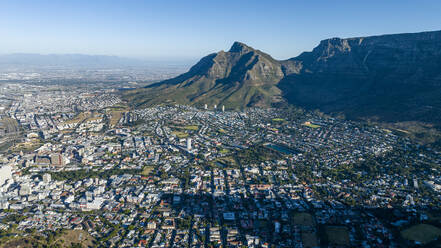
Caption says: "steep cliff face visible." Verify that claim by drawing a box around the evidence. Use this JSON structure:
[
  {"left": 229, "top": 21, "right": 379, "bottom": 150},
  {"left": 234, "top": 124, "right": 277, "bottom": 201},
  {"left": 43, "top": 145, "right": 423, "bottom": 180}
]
[{"left": 279, "top": 31, "right": 441, "bottom": 125}]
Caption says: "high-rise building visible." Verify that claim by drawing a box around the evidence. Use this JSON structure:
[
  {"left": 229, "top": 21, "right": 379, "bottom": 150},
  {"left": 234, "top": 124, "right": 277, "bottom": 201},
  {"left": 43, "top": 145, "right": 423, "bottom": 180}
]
[
  {"left": 413, "top": 178, "right": 419, "bottom": 189},
  {"left": 204, "top": 104, "right": 207, "bottom": 110},
  {"left": 214, "top": 104, "right": 217, "bottom": 110},
  {"left": 222, "top": 105, "right": 225, "bottom": 112},
  {"left": 186, "top": 138, "right": 192, "bottom": 151}
]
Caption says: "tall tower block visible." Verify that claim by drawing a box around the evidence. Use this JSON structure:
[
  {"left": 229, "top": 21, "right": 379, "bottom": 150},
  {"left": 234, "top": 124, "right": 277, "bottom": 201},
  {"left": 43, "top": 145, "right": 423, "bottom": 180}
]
[{"left": 186, "top": 138, "right": 192, "bottom": 151}]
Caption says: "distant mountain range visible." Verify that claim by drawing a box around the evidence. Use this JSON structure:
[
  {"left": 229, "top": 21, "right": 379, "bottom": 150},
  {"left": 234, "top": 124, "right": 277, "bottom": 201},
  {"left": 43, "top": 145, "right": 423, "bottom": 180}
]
[
  {"left": 0, "top": 53, "right": 139, "bottom": 68},
  {"left": 0, "top": 53, "right": 193, "bottom": 69},
  {"left": 126, "top": 30, "right": 441, "bottom": 137}
]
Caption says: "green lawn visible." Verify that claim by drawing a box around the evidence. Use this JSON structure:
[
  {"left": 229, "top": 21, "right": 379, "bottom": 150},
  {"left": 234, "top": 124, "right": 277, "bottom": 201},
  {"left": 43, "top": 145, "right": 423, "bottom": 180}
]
[
  {"left": 272, "top": 118, "right": 285, "bottom": 122},
  {"left": 214, "top": 156, "right": 237, "bottom": 168},
  {"left": 171, "top": 131, "right": 189, "bottom": 138},
  {"left": 303, "top": 122, "right": 321, "bottom": 128},
  {"left": 326, "top": 226, "right": 350, "bottom": 246},
  {"left": 293, "top": 213, "right": 314, "bottom": 227},
  {"left": 401, "top": 224, "right": 441, "bottom": 244},
  {"left": 219, "top": 149, "right": 229, "bottom": 154},
  {"left": 183, "top": 125, "right": 199, "bottom": 131},
  {"left": 302, "top": 231, "right": 319, "bottom": 248},
  {"left": 141, "top": 166, "right": 155, "bottom": 176}
]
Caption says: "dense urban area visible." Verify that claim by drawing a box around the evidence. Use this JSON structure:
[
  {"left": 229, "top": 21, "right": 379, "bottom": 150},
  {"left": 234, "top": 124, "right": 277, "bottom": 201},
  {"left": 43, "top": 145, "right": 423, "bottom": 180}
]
[{"left": 0, "top": 82, "right": 440, "bottom": 247}]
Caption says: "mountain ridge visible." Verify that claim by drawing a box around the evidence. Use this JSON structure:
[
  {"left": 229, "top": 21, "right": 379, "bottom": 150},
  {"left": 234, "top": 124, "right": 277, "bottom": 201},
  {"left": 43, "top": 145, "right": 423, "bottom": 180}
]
[
  {"left": 125, "top": 30, "right": 441, "bottom": 135},
  {"left": 127, "top": 41, "right": 285, "bottom": 108}
]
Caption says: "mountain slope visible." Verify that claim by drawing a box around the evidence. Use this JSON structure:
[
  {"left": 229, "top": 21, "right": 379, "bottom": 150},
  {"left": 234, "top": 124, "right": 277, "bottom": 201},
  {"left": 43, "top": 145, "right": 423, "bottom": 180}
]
[
  {"left": 126, "top": 30, "right": 441, "bottom": 130},
  {"left": 279, "top": 30, "right": 441, "bottom": 126},
  {"left": 125, "top": 42, "right": 284, "bottom": 109}
]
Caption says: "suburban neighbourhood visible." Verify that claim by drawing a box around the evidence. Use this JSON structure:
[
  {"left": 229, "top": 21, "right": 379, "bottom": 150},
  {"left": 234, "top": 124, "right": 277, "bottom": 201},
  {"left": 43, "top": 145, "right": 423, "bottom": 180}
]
[{"left": 0, "top": 82, "right": 440, "bottom": 247}]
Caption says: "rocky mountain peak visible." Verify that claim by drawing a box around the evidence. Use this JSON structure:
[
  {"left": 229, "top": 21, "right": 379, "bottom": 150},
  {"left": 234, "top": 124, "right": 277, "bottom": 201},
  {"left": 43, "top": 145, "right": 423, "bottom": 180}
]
[{"left": 229, "top": 41, "right": 254, "bottom": 54}]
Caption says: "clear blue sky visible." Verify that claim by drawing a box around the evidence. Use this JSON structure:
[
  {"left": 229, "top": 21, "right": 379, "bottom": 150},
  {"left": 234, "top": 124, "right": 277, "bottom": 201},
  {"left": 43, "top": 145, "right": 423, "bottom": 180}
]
[{"left": 1, "top": 0, "right": 441, "bottom": 60}]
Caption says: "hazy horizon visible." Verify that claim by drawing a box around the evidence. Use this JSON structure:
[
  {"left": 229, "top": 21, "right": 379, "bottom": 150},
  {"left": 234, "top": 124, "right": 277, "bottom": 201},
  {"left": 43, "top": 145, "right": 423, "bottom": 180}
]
[
  {"left": 0, "top": 52, "right": 198, "bottom": 63},
  {"left": 2, "top": 0, "right": 441, "bottom": 60}
]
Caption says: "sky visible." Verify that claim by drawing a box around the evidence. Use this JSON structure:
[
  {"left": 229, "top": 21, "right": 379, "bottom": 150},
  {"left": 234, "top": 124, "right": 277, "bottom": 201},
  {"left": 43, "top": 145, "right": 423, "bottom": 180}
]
[{"left": 1, "top": 0, "right": 441, "bottom": 60}]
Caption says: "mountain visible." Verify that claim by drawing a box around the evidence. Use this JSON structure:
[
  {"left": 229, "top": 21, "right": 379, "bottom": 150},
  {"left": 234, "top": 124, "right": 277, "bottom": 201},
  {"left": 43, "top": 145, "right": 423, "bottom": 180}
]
[
  {"left": 279, "top": 30, "right": 441, "bottom": 126},
  {"left": 125, "top": 42, "right": 284, "bottom": 108},
  {"left": 126, "top": 30, "right": 441, "bottom": 132}
]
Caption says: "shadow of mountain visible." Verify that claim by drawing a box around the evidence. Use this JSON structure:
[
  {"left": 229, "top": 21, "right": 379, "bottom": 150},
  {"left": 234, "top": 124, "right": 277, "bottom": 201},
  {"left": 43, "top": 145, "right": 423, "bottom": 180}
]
[{"left": 143, "top": 192, "right": 441, "bottom": 248}]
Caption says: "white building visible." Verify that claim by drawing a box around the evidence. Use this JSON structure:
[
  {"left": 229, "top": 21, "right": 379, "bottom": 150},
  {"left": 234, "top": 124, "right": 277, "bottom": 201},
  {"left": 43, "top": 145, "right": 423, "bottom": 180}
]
[
  {"left": 186, "top": 138, "right": 192, "bottom": 151},
  {"left": 413, "top": 178, "right": 419, "bottom": 189},
  {"left": 0, "top": 199, "right": 9, "bottom": 209},
  {"left": 43, "top": 173, "right": 51, "bottom": 183},
  {"left": 19, "top": 184, "right": 31, "bottom": 196},
  {"left": 0, "top": 165, "right": 12, "bottom": 186},
  {"left": 85, "top": 197, "right": 103, "bottom": 210}
]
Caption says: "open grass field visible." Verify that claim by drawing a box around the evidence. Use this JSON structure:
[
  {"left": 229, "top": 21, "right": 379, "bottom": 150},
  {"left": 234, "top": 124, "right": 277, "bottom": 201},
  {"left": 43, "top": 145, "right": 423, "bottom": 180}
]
[
  {"left": 106, "top": 104, "right": 130, "bottom": 127},
  {"left": 401, "top": 224, "right": 441, "bottom": 244},
  {"left": 382, "top": 121, "right": 441, "bottom": 145},
  {"left": 214, "top": 156, "right": 237, "bottom": 168},
  {"left": 0, "top": 237, "right": 39, "bottom": 248},
  {"left": 0, "top": 230, "right": 94, "bottom": 248},
  {"left": 171, "top": 131, "right": 189, "bottom": 138},
  {"left": 141, "top": 165, "right": 155, "bottom": 176},
  {"left": 0, "top": 117, "right": 19, "bottom": 133},
  {"left": 183, "top": 125, "right": 199, "bottom": 131},
  {"left": 109, "top": 110, "right": 124, "bottom": 127},
  {"left": 293, "top": 213, "right": 314, "bottom": 227},
  {"left": 107, "top": 104, "right": 128, "bottom": 111},
  {"left": 272, "top": 118, "right": 285, "bottom": 122},
  {"left": 427, "top": 211, "right": 441, "bottom": 222},
  {"left": 326, "top": 226, "right": 350, "bottom": 246},
  {"left": 219, "top": 148, "right": 229, "bottom": 154},
  {"left": 63, "top": 112, "right": 91, "bottom": 125},
  {"left": 302, "top": 122, "right": 321, "bottom": 128},
  {"left": 53, "top": 229, "right": 95, "bottom": 247},
  {"left": 10, "top": 140, "right": 42, "bottom": 153},
  {"left": 301, "top": 231, "right": 319, "bottom": 248},
  {"left": 85, "top": 116, "right": 103, "bottom": 122}
]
